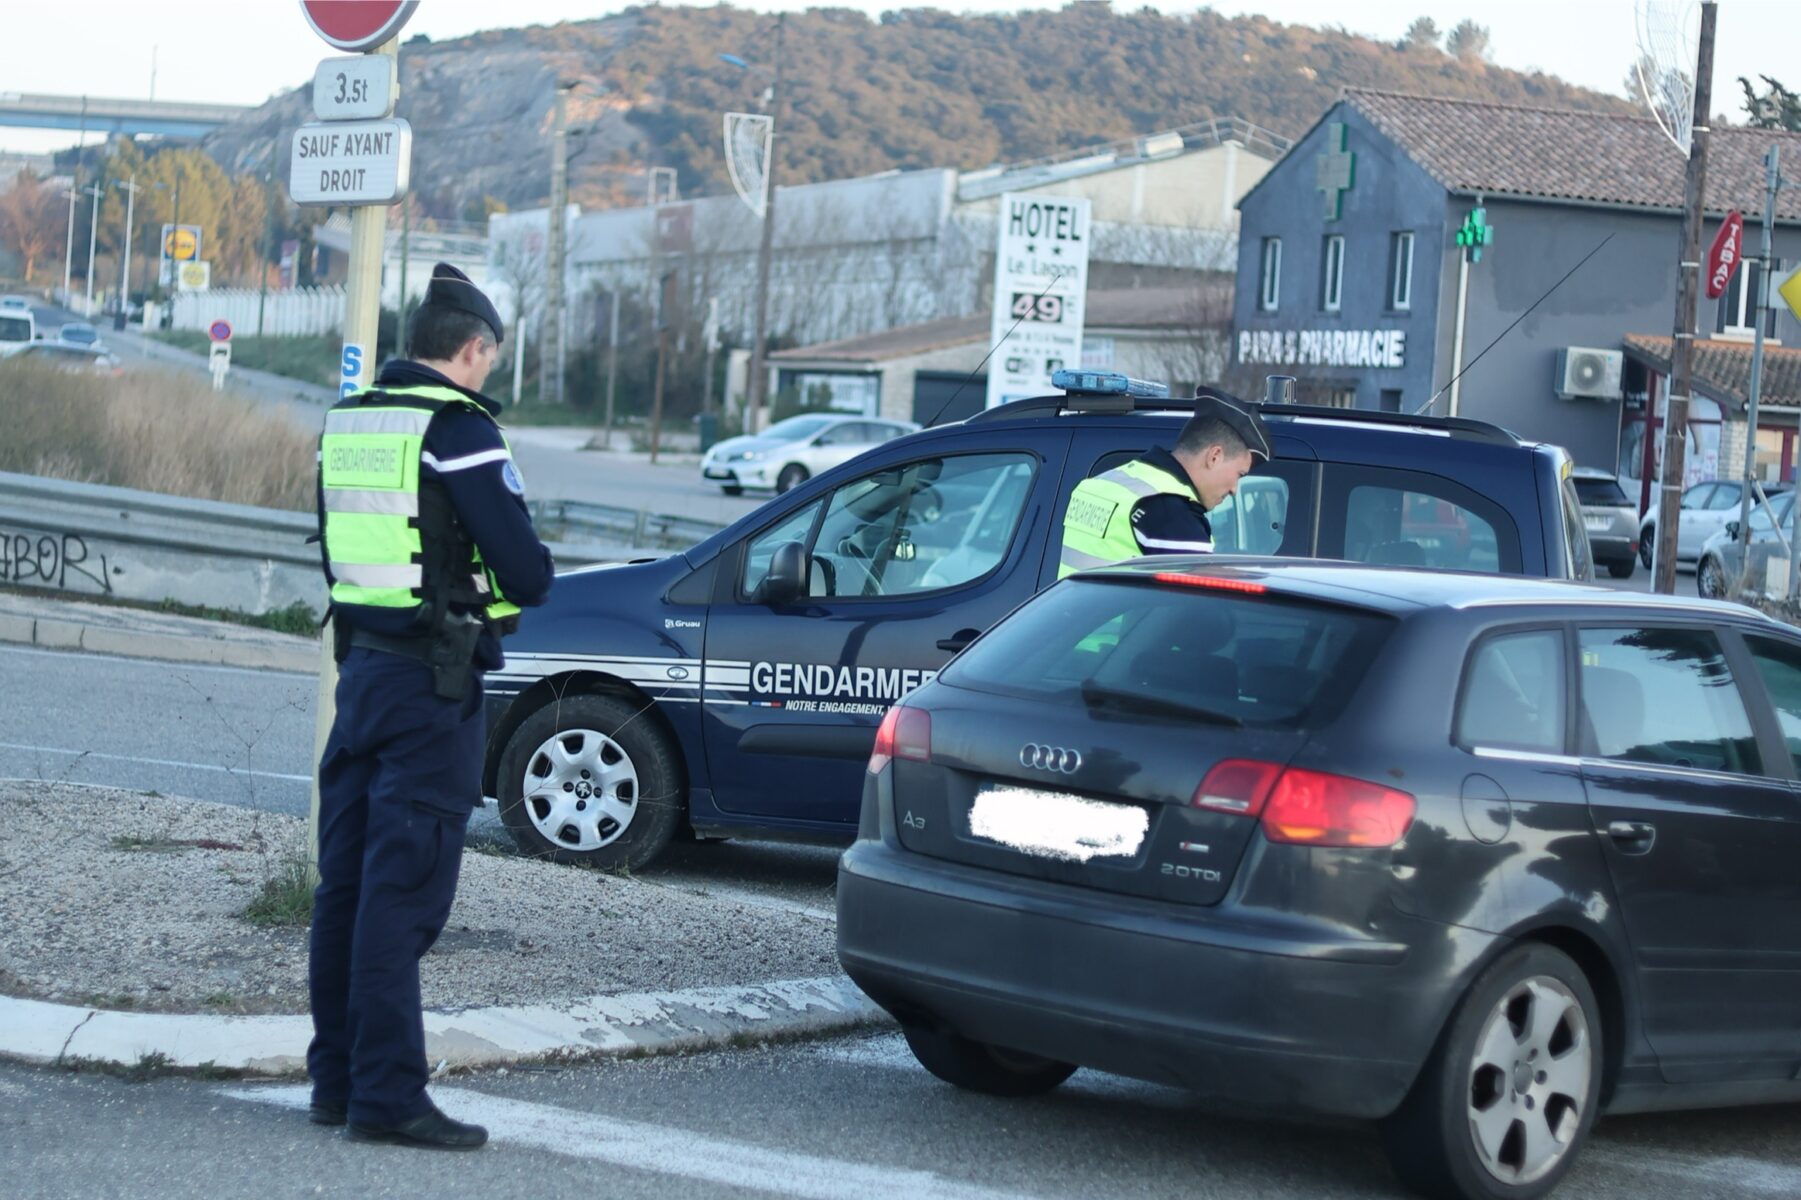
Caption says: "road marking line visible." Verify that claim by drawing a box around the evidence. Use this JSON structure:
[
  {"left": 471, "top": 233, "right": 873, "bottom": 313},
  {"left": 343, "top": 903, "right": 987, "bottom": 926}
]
[
  {"left": 0, "top": 643, "right": 312, "bottom": 679},
  {"left": 225, "top": 1083, "right": 1038, "bottom": 1200},
  {"left": 0, "top": 742, "right": 312, "bottom": 783}
]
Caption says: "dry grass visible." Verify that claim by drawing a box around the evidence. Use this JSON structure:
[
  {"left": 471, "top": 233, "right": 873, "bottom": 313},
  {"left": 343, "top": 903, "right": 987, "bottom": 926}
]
[{"left": 0, "top": 360, "right": 315, "bottom": 510}]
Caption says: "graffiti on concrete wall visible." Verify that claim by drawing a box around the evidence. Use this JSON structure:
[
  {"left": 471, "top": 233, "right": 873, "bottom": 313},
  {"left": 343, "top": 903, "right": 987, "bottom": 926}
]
[{"left": 0, "top": 531, "right": 114, "bottom": 595}]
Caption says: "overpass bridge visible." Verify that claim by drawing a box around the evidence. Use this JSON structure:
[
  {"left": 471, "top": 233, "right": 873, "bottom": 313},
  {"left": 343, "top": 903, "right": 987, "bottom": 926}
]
[{"left": 0, "top": 92, "right": 250, "bottom": 139}]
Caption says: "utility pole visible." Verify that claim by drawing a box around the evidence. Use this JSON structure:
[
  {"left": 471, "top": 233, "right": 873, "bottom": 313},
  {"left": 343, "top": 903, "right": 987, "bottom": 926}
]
[
  {"left": 650, "top": 270, "right": 675, "bottom": 464},
  {"left": 83, "top": 183, "right": 102, "bottom": 316},
  {"left": 257, "top": 169, "right": 276, "bottom": 337},
  {"left": 1653, "top": 0, "right": 1717, "bottom": 596},
  {"left": 604, "top": 290, "right": 620, "bottom": 448},
  {"left": 1735, "top": 145, "right": 1781, "bottom": 588},
  {"left": 542, "top": 80, "right": 574, "bottom": 407},
  {"left": 398, "top": 199, "right": 411, "bottom": 343},
  {"left": 62, "top": 183, "right": 77, "bottom": 305},
  {"left": 115, "top": 174, "right": 140, "bottom": 331},
  {"left": 743, "top": 12, "right": 786, "bottom": 437}
]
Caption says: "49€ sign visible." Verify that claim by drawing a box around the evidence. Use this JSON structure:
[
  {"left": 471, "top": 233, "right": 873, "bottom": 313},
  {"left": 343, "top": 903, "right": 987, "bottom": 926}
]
[{"left": 984, "top": 193, "right": 1093, "bottom": 409}]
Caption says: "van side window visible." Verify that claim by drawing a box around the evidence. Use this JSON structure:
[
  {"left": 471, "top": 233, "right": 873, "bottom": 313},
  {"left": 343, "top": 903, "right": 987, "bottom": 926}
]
[
  {"left": 1325, "top": 465, "right": 1518, "bottom": 573},
  {"left": 1457, "top": 630, "right": 1565, "bottom": 754},
  {"left": 741, "top": 500, "right": 823, "bottom": 594},
  {"left": 1578, "top": 627, "right": 1761, "bottom": 775}
]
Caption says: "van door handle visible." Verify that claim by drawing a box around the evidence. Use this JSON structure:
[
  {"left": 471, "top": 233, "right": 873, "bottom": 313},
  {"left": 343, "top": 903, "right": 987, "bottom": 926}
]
[
  {"left": 936, "top": 628, "right": 981, "bottom": 653},
  {"left": 1607, "top": 820, "right": 1657, "bottom": 853}
]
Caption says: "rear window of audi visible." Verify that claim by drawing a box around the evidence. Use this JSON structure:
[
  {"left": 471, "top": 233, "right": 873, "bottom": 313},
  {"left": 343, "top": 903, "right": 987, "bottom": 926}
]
[{"left": 940, "top": 575, "right": 1392, "bottom": 729}]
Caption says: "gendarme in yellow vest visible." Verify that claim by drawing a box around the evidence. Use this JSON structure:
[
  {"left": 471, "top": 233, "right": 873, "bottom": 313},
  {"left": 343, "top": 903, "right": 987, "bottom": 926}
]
[
  {"left": 318, "top": 384, "right": 520, "bottom": 625},
  {"left": 1058, "top": 458, "right": 1202, "bottom": 579}
]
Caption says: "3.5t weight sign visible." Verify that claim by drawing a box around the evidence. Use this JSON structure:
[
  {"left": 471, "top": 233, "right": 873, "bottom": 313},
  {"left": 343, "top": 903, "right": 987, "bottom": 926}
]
[{"left": 312, "top": 55, "right": 397, "bottom": 121}]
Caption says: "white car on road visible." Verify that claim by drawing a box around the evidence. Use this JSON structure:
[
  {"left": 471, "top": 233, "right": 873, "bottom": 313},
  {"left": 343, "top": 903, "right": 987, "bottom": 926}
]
[{"left": 701, "top": 414, "right": 920, "bottom": 494}]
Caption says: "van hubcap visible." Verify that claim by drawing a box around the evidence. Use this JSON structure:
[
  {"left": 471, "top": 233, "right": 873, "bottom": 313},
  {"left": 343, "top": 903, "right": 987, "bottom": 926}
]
[
  {"left": 1466, "top": 976, "right": 1591, "bottom": 1186},
  {"left": 521, "top": 728, "right": 639, "bottom": 851}
]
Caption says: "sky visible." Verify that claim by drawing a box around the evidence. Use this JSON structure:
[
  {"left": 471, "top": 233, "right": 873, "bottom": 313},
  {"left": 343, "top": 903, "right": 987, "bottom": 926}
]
[{"left": 2, "top": 1, "right": 1797, "bottom": 156}]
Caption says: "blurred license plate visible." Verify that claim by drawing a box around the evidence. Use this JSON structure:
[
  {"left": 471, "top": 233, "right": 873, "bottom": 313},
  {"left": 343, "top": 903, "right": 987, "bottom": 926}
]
[
  {"left": 969, "top": 785, "right": 1148, "bottom": 862},
  {"left": 1584, "top": 516, "right": 1609, "bottom": 532}
]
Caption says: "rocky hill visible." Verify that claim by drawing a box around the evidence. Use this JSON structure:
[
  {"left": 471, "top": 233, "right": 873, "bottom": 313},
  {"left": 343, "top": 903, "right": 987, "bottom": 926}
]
[{"left": 204, "top": 4, "right": 1632, "bottom": 222}]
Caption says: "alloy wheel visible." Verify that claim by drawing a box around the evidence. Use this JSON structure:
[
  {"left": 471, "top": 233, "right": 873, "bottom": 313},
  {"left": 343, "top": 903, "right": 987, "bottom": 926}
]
[
  {"left": 520, "top": 728, "right": 640, "bottom": 851},
  {"left": 1698, "top": 557, "right": 1727, "bottom": 600},
  {"left": 1465, "top": 976, "right": 1593, "bottom": 1187}
]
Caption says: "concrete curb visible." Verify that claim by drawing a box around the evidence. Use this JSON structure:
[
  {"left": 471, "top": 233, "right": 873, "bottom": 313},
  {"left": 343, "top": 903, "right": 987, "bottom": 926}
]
[
  {"left": 0, "top": 976, "right": 890, "bottom": 1076},
  {"left": 0, "top": 610, "right": 318, "bottom": 673}
]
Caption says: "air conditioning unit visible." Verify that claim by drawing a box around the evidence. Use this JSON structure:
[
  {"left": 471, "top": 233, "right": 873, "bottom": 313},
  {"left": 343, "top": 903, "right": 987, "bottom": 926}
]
[{"left": 1555, "top": 346, "right": 1624, "bottom": 401}]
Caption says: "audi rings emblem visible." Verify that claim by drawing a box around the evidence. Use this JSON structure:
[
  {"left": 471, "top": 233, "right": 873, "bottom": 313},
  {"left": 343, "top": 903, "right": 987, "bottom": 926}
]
[{"left": 1020, "top": 743, "right": 1082, "bottom": 774}]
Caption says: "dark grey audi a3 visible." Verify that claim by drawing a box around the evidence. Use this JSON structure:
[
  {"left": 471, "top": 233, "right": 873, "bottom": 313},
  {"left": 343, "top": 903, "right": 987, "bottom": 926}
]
[{"left": 836, "top": 559, "right": 1801, "bottom": 1200}]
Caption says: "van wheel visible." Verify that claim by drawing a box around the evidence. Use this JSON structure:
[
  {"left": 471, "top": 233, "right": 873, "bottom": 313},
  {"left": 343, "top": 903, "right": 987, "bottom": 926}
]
[
  {"left": 901, "top": 1022, "right": 1077, "bottom": 1097},
  {"left": 1606, "top": 559, "right": 1634, "bottom": 580},
  {"left": 1380, "top": 944, "right": 1601, "bottom": 1200},
  {"left": 776, "top": 463, "right": 809, "bottom": 493},
  {"left": 497, "top": 692, "right": 683, "bottom": 871}
]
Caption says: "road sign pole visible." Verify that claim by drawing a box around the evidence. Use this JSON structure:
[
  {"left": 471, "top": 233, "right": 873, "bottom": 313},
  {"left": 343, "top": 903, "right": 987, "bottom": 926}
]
[{"left": 309, "top": 34, "right": 402, "bottom": 880}]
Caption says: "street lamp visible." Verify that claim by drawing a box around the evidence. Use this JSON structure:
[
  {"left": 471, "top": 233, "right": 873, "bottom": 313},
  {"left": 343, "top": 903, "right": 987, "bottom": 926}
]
[
  {"left": 720, "top": 13, "right": 786, "bottom": 436},
  {"left": 114, "top": 175, "right": 142, "bottom": 331},
  {"left": 83, "top": 182, "right": 103, "bottom": 317}
]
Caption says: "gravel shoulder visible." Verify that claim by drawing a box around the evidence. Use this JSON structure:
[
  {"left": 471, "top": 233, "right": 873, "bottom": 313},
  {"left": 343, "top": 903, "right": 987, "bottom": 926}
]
[{"left": 0, "top": 782, "right": 839, "bottom": 1016}]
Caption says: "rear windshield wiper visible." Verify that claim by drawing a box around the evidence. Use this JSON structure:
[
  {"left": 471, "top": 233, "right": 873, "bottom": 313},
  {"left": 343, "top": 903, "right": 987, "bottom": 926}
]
[{"left": 1079, "top": 680, "right": 1242, "bottom": 728}]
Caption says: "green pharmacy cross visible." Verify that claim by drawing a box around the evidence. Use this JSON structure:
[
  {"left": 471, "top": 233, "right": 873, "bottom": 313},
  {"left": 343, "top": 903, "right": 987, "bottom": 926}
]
[
  {"left": 1316, "top": 123, "right": 1356, "bottom": 220},
  {"left": 1456, "top": 207, "right": 1494, "bottom": 263}
]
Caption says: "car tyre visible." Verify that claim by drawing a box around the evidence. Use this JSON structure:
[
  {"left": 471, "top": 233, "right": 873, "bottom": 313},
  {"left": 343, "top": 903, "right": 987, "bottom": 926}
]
[
  {"left": 497, "top": 692, "right": 683, "bottom": 872},
  {"left": 1606, "top": 558, "right": 1634, "bottom": 580},
  {"left": 901, "top": 1022, "right": 1077, "bottom": 1098},
  {"left": 1638, "top": 532, "right": 1654, "bottom": 570},
  {"left": 1697, "top": 555, "right": 1728, "bottom": 600},
  {"left": 1380, "top": 943, "right": 1601, "bottom": 1200},
  {"left": 776, "top": 463, "right": 809, "bottom": 493},
  {"left": 721, "top": 484, "right": 744, "bottom": 496}
]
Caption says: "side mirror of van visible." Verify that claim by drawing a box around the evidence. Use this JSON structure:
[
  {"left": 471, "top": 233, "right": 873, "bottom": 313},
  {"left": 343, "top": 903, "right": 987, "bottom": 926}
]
[{"left": 751, "top": 541, "right": 807, "bottom": 606}]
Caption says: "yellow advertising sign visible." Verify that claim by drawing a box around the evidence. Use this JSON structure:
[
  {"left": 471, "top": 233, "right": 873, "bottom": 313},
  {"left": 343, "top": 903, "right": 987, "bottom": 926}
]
[
  {"left": 1779, "top": 265, "right": 1801, "bottom": 324},
  {"left": 162, "top": 225, "right": 200, "bottom": 261}
]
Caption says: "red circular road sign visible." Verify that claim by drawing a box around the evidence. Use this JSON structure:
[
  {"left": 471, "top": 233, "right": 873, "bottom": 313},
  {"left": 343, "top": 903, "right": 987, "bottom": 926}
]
[
  {"left": 209, "top": 320, "right": 232, "bottom": 343},
  {"left": 300, "top": 1, "right": 419, "bottom": 53}
]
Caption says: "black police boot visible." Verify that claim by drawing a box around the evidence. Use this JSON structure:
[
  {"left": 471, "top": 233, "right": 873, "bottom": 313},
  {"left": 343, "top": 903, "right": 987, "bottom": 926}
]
[
  {"left": 347, "top": 1104, "right": 488, "bottom": 1151},
  {"left": 309, "top": 1100, "right": 348, "bottom": 1127}
]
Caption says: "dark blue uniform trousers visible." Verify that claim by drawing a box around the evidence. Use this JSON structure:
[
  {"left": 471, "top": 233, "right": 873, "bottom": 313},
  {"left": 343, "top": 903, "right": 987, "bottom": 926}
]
[{"left": 307, "top": 648, "right": 484, "bottom": 1126}]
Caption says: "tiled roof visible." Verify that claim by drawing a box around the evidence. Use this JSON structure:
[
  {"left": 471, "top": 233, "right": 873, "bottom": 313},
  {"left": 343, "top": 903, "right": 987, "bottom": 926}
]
[
  {"left": 771, "top": 285, "right": 1226, "bottom": 364},
  {"left": 1623, "top": 334, "right": 1801, "bottom": 409},
  {"left": 1344, "top": 90, "right": 1801, "bottom": 220}
]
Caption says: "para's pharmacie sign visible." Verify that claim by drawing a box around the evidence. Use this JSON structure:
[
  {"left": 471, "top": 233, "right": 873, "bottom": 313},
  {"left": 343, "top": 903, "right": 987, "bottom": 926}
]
[
  {"left": 1237, "top": 327, "right": 1408, "bottom": 370},
  {"left": 984, "top": 192, "right": 1091, "bottom": 409},
  {"left": 288, "top": 118, "right": 412, "bottom": 206}
]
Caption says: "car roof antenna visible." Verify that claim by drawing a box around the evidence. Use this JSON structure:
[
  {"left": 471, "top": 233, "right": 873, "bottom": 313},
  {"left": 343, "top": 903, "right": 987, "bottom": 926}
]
[
  {"left": 1411, "top": 233, "right": 1615, "bottom": 418},
  {"left": 921, "top": 269, "right": 1070, "bottom": 429}
]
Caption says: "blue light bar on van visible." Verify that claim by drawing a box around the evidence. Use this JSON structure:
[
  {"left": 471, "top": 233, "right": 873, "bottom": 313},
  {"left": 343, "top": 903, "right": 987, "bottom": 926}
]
[{"left": 1051, "top": 369, "right": 1170, "bottom": 399}]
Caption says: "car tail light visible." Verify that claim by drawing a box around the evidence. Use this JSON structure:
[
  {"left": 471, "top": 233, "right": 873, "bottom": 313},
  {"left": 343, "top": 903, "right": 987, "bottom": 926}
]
[
  {"left": 1152, "top": 571, "right": 1267, "bottom": 594},
  {"left": 868, "top": 704, "right": 931, "bottom": 774},
  {"left": 1192, "top": 759, "right": 1414, "bottom": 847}
]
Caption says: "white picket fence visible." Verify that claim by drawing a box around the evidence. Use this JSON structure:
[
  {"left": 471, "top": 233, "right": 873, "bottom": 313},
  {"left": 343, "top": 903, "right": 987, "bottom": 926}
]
[{"left": 169, "top": 287, "right": 347, "bottom": 338}]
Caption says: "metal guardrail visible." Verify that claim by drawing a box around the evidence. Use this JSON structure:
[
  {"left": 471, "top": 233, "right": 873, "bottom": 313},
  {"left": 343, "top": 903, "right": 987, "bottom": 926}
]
[
  {"left": 530, "top": 500, "right": 725, "bottom": 551},
  {"left": 0, "top": 471, "right": 687, "bottom": 616}
]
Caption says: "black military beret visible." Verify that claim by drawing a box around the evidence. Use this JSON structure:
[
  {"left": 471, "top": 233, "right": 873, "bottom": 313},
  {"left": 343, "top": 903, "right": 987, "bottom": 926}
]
[
  {"left": 1187, "top": 386, "right": 1272, "bottom": 462},
  {"left": 419, "top": 263, "right": 504, "bottom": 345}
]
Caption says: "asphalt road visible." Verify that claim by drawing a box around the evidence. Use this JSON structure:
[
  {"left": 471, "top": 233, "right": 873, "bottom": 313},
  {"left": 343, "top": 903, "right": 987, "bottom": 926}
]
[
  {"left": 0, "top": 642, "right": 838, "bottom": 915},
  {"left": 3, "top": 1032, "right": 1798, "bottom": 1200}
]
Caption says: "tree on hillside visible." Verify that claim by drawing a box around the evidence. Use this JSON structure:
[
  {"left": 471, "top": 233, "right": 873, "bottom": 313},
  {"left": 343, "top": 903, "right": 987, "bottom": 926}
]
[
  {"left": 0, "top": 173, "right": 65, "bottom": 285},
  {"left": 1446, "top": 20, "right": 1492, "bottom": 62},
  {"left": 1742, "top": 75, "right": 1801, "bottom": 131},
  {"left": 1403, "top": 17, "right": 1441, "bottom": 50}
]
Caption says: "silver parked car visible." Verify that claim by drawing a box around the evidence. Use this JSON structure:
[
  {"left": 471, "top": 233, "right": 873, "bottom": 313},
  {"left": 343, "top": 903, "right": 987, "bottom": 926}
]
[
  {"left": 1570, "top": 467, "right": 1637, "bottom": 579},
  {"left": 1637, "top": 479, "right": 1792, "bottom": 569},
  {"left": 701, "top": 413, "right": 919, "bottom": 495},
  {"left": 1696, "top": 489, "right": 1797, "bottom": 601}
]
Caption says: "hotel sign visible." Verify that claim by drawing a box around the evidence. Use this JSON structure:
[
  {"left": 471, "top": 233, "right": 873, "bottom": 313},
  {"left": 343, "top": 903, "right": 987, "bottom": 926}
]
[{"left": 1238, "top": 327, "right": 1407, "bottom": 370}]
